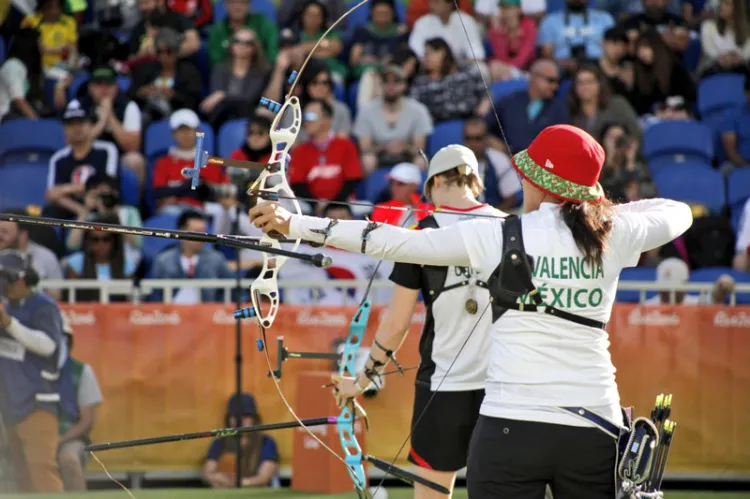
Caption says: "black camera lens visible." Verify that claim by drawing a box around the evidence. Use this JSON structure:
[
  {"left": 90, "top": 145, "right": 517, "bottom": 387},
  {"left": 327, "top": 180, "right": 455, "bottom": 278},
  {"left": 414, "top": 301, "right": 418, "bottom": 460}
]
[{"left": 99, "top": 192, "right": 119, "bottom": 208}]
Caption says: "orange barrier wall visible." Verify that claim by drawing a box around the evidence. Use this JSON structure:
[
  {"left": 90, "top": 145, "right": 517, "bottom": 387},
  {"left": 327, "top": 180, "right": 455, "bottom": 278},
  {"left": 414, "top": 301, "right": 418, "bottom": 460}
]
[{"left": 61, "top": 304, "right": 750, "bottom": 475}]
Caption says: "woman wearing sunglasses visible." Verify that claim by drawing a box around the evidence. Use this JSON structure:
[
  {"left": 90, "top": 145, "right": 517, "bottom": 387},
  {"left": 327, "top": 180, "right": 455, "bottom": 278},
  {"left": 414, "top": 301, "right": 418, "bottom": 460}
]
[
  {"left": 201, "top": 28, "right": 274, "bottom": 129},
  {"left": 250, "top": 125, "right": 693, "bottom": 499}
]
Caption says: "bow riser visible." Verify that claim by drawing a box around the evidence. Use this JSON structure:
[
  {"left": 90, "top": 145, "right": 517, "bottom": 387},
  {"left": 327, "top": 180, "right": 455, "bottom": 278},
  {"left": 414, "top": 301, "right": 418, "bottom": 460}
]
[{"left": 249, "top": 96, "right": 304, "bottom": 329}]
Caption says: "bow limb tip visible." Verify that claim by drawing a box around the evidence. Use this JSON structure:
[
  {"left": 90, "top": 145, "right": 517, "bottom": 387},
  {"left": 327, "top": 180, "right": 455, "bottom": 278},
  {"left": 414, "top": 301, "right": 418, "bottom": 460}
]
[
  {"left": 311, "top": 253, "right": 333, "bottom": 268},
  {"left": 234, "top": 307, "right": 257, "bottom": 320}
]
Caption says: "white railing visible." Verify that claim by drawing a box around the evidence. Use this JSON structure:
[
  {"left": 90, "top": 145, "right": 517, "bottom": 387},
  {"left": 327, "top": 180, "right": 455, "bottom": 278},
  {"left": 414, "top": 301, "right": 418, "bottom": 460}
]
[{"left": 40, "top": 279, "right": 750, "bottom": 305}]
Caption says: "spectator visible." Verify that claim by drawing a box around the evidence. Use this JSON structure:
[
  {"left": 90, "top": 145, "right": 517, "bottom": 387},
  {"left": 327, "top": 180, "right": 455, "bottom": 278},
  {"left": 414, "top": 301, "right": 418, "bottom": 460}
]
[
  {"left": 719, "top": 76, "right": 750, "bottom": 169},
  {"left": 698, "top": 0, "right": 750, "bottom": 76},
  {"left": 45, "top": 100, "right": 119, "bottom": 220},
  {"left": 149, "top": 210, "right": 235, "bottom": 303},
  {"left": 473, "top": 0, "right": 546, "bottom": 23},
  {"left": 734, "top": 197, "right": 750, "bottom": 271},
  {"left": 0, "top": 28, "right": 42, "bottom": 122},
  {"left": 357, "top": 46, "right": 420, "bottom": 111},
  {"left": 629, "top": 29, "right": 696, "bottom": 115},
  {"left": 289, "top": 99, "right": 362, "bottom": 212},
  {"left": 408, "top": 0, "right": 485, "bottom": 65},
  {"left": 64, "top": 213, "right": 138, "bottom": 301},
  {"left": 410, "top": 38, "right": 486, "bottom": 123},
  {"left": 279, "top": 0, "right": 347, "bottom": 28},
  {"left": 167, "top": 0, "right": 213, "bottom": 29},
  {"left": 597, "top": 26, "right": 633, "bottom": 97},
  {"left": 462, "top": 117, "right": 521, "bottom": 210},
  {"left": 486, "top": 0, "right": 537, "bottom": 81},
  {"left": 568, "top": 63, "right": 641, "bottom": 140},
  {"left": 297, "top": 61, "right": 352, "bottom": 141},
  {"left": 153, "top": 109, "right": 230, "bottom": 214},
  {"left": 349, "top": 0, "right": 409, "bottom": 81},
  {"left": 537, "top": 0, "right": 614, "bottom": 73},
  {"left": 57, "top": 65, "right": 147, "bottom": 185},
  {"left": 129, "top": 27, "right": 202, "bottom": 123},
  {"left": 57, "top": 314, "right": 103, "bottom": 492},
  {"left": 645, "top": 257, "right": 736, "bottom": 304},
  {"left": 65, "top": 174, "right": 143, "bottom": 264},
  {"left": 354, "top": 64, "right": 434, "bottom": 175},
  {"left": 599, "top": 121, "right": 650, "bottom": 201},
  {"left": 201, "top": 28, "right": 273, "bottom": 130},
  {"left": 0, "top": 250, "right": 65, "bottom": 492},
  {"left": 206, "top": 0, "right": 279, "bottom": 67},
  {"left": 643, "top": 95, "right": 692, "bottom": 128},
  {"left": 485, "top": 59, "right": 568, "bottom": 152},
  {"left": 0, "top": 209, "right": 64, "bottom": 299},
  {"left": 370, "top": 162, "right": 431, "bottom": 226},
  {"left": 406, "top": 0, "right": 473, "bottom": 28},
  {"left": 229, "top": 114, "right": 273, "bottom": 185},
  {"left": 202, "top": 393, "right": 279, "bottom": 488},
  {"left": 624, "top": 0, "right": 686, "bottom": 42},
  {"left": 290, "top": 1, "right": 347, "bottom": 83},
  {"left": 20, "top": 0, "right": 78, "bottom": 74},
  {"left": 127, "top": 0, "right": 200, "bottom": 58}
]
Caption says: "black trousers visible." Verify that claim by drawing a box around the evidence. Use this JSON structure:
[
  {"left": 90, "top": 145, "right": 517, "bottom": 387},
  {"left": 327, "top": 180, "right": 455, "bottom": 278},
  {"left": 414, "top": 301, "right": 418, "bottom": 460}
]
[{"left": 467, "top": 415, "right": 617, "bottom": 499}]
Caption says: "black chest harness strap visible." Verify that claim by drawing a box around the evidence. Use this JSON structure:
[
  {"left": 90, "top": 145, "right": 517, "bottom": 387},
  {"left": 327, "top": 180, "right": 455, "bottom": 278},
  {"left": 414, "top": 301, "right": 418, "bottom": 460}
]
[
  {"left": 418, "top": 216, "right": 475, "bottom": 305},
  {"left": 485, "top": 216, "right": 607, "bottom": 330}
]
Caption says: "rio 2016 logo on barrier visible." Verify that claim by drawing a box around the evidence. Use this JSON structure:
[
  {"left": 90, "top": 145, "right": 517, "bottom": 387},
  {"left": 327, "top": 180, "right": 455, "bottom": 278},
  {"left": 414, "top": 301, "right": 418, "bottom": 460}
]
[
  {"left": 627, "top": 307, "right": 681, "bottom": 326},
  {"left": 129, "top": 310, "right": 181, "bottom": 326},
  {"left": 296, "top": 310, "right": 348, "bottom": 327},
  {"left": 713, "top": 310, "right": 750, "bottom": 327}
]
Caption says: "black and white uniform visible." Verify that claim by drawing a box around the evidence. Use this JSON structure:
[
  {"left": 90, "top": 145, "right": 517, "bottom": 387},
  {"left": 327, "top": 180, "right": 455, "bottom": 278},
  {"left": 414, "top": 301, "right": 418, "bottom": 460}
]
[
  {"left": 288, "top": 199, "right": 693, "bottom": 499},
  {"left": 389, "top": 204, "right": 502, "bottom": 472}
]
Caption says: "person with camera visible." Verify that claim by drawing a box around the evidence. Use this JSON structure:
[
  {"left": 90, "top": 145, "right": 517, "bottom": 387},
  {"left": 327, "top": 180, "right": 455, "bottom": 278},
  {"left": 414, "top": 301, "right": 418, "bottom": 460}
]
[
  {"left": 599, "top": 122, "right": 653, "bottom": 202},
  {"left": 0, "top": 250, "right": 67, "bottom": 492},
  {"left": 64, "top": 174, "right": 143, "bottom": 265}
]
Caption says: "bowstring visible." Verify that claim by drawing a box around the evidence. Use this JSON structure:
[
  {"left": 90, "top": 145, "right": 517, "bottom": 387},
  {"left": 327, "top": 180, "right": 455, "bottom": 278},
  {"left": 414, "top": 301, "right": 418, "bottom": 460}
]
[{"left": 367, "top": 6, "right": 520, "bottom": 497}]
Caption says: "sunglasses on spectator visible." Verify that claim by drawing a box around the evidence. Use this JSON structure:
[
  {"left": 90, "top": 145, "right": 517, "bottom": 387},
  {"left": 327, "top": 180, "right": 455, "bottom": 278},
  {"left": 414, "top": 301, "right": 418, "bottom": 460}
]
[
  {"left": 464, "top": 134, "right": 486, "bottom": 141},
  {"left": 534, "top": 73, "right": 559, "bottom": 84},
  {"left": 90, "top": 236, "right": 113, "bottom": 243},
  {"left": 304, "top": 112, "right": 320, "bottom": 122},
  {"left": 233, "top": 37, "right": 255, "bottom": 45},
  {"left": 310, "top": 78, "right": 332, "bottom": 87}
]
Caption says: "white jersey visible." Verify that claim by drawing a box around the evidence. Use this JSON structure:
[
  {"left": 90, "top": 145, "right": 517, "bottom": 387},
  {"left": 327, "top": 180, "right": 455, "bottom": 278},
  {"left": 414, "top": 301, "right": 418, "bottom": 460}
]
[
  {"left": 289, "top": 199, "right": 694, "bottom": 430},
  {"left": 389, "top": 204, "right": 503, "bottom": 391}
]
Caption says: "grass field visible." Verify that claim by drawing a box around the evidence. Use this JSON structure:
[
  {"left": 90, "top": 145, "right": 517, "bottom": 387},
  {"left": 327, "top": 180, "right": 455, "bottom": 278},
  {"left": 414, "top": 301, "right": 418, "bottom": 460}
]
[{"left": 7, "top": 489, "right": 750, "bottom": 499}]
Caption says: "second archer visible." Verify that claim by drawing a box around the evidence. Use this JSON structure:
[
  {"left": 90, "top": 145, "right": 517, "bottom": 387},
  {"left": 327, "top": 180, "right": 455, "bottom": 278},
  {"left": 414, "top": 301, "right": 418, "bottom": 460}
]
[{"left": 333, "top": 145, "right": 505, "bottom": 499}]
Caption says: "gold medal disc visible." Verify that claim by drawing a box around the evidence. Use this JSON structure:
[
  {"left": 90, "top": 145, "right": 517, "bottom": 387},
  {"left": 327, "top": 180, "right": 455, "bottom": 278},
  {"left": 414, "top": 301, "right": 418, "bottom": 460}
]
[{"left": 465, "top": 298, "right": 478, "bottom": 314}]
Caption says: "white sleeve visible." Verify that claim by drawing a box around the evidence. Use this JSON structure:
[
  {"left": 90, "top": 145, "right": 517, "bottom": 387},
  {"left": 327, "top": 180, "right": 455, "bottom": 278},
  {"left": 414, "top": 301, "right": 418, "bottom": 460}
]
[
  {"left": 408, "top": 20, "right": 427, "bottom": 59},
  {"left": 0, "top": 60, "right": 27, "bottom": 100},
  {"left": 474, "top": 0, "right": 499, "bottom": 16},
  {"left": 288, "top": 215, "right": 473, "bottom": 267},
  {"left": 735, "top": 199, "right": 750, "bottom": 254},
  {"left": 6, "top": 317, "right": 56, "bottom": 357},
  {"left": 122, "top": 101, "right": 142, "bottom": 132},
  {"left": 611, "top": 199, "right": 694, "bottom": 268},
  {"left": 98, "top": 141, "right": 120, "bottom": 177},
  {"left": 463, "top": 15, "right": 486, "bottom": 59}
]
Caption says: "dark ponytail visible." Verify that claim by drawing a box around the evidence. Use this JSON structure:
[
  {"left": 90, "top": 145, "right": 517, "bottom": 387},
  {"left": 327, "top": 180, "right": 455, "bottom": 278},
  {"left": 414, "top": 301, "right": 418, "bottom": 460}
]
[{"left": 559, "top": 199, "right": 615, "bottom": 267}]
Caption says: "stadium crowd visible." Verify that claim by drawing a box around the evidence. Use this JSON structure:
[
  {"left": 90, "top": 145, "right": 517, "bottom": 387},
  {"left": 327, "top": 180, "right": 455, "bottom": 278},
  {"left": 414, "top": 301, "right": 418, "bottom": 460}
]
[{"left": 0, "top": 0, "right": 748, "bottom": 297}]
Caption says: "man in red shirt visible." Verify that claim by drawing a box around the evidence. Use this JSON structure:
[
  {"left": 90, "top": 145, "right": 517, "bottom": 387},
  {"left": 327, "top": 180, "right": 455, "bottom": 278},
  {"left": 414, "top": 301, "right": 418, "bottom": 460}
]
[
  {"left": 370, "top": 162, "right": 432, "bottom": 226},
  {"left": 152, "top": 109, "right": 229, "bottom": 214},
  {"left": 289, "top": 100, "right": 362, "bottom": 214}
]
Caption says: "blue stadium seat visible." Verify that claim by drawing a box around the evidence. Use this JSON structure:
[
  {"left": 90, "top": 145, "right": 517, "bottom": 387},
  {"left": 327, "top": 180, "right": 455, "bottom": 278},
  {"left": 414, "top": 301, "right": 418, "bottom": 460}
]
[
  {"left": 557, "top": 78, "right": 572, "bottom": 101},
  {"left": 490, "top": 79, "right": 528, "bottom": 103},
  {"left": 727, "top": 167, "right": 750, "bottom": 232},
  {"left": 334, "top": 80, "right": 346, "bottom": 102},
  {"left": 0, "top": 38, "right": 5, "bottom": 62},
  {"left": 218, "top": 119, "right": 248, "bottom": 157},
  {"left": 652, "top": 163, "right": 725, "bottom": 214},
  {"left": 698, "top": 74, "right": 746, "bottom": 118},
  {"left": 702, "top": 108, "right": 735, "bottom": 165},
  {"left": 0, "top": 119, "right": 65, "bottom": 165},
  {"left": 642, "top": 120, "right": 713, "bottom": 170},
  {"left": 427, "top": 120, "right": 464, "bottom": 157},
  {"left": 119, "top": 167, "right": 139, "bottom": 207},
  {"left": 213, "top": 0, "right": 226, "bottom": 20},
  {"left": 117, "top": 76, "right": 132, "bottom": 94},
  {"left": 690, "top": 267, "right": 750, "bottom": 304},
  {"left": 142, "top": 214, "right": 179, "bottom": 261},
  {"left": 144, "top": 119, "right": 215, "bottom": 161},
  {"left": 69, "top": 73, "right": 90, "bottom": 99},
  {"left": 0, "top": 163, "right": 49, "bottom": 209},
  {"left": 344, "top": 0, "right": 371, "bottom": 36},
  {"left": 364, "top": 167, "right": 391, "bottom": 202},
  {"left": 682, "top": 37, "right": 702, "bottom": 73},
  {"left": 348, "top": 80, "right": 359, "bottom": 116},
  {"left": 616, "top": 267, "right": 658, "bottom": 303}
]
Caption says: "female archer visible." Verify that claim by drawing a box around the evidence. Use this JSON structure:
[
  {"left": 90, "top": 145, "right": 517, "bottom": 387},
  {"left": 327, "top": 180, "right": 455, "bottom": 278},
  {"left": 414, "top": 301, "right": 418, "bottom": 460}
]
[
  {"left": 349, "top": 144, "right": 506, "bottom": 498},
  {"left": 250, "top": 124, "right": 694, "bottom": 499}
]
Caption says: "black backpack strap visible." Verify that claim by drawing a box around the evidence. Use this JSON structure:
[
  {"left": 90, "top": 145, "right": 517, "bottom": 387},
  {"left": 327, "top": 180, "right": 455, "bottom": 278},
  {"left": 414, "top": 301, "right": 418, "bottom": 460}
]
[
  {"left": 488, "top": 216, "right": 607, "bottom": 330},
  {"left": 417, "top": 215, "right": 439, "bottom": 230}
]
